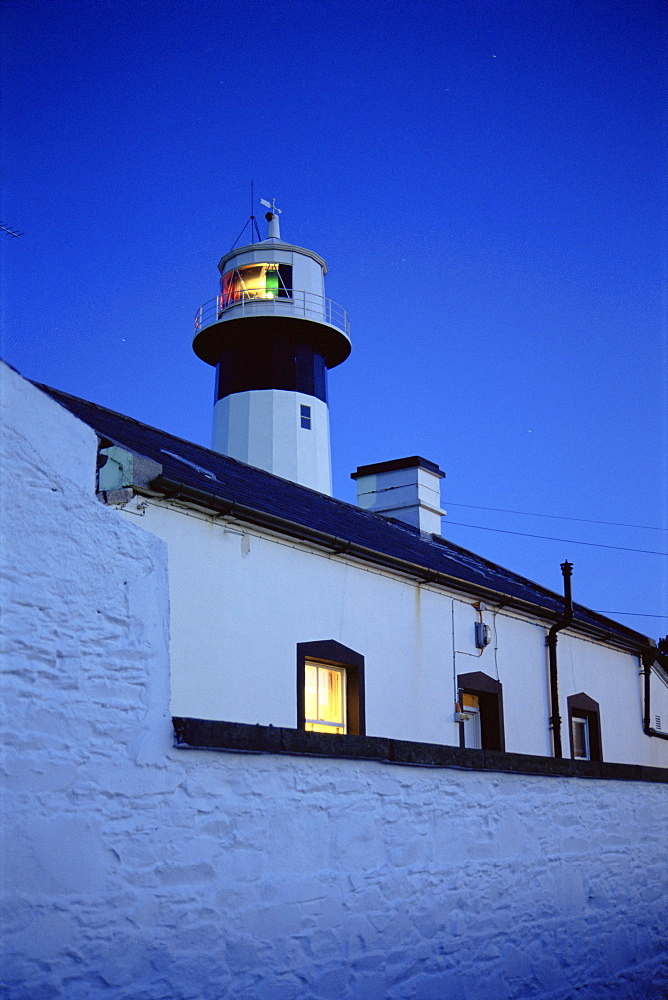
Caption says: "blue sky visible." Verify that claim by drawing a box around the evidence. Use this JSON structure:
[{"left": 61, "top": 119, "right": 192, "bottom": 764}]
[{"left": 2, "top": 0, "right": 666, "bottom": 637}]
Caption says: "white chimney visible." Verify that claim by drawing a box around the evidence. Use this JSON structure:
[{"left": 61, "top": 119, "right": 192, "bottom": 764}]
[{"left": 351, "top": 456, "right": 445, "bottom": 535}]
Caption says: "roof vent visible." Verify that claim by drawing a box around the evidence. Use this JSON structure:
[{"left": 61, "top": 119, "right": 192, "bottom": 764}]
[{"left": 351, "top": 456, "right": 445, "bottom": 535}]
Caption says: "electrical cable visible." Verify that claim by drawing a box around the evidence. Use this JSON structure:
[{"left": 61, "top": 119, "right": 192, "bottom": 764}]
[
  {"left": 597, "top": 612, "right": 668, "bottom": 619},
  {"left": 444, "top": 519, "right": 668, "bottom": 556},
  {"left": 445, "top": 501, "right": 666, "bottom": 533}
]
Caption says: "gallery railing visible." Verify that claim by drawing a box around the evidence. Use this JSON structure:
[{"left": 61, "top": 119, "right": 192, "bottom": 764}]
[{"left": 194, "top": 290, "right": 350, "bottom": 337}]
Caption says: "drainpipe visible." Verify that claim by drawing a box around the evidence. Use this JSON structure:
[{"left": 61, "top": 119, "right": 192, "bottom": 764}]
[
  {"left": 641, "top": 640, "right": 668, "bottom": 741},
  {"left": 642, "top": 647, "right": 653, "bottom": 735},
  {"left": 546, "top": 561, "right": 573, "bottom": 759}
]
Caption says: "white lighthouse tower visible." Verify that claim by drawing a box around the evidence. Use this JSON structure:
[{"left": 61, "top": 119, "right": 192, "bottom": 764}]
[{"left": 193, "top": 201, "right": 350, "bottom": 495}]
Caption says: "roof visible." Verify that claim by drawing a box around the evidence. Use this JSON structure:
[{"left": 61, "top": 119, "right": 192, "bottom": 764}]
[{"left": 38, "top": 383, "right": 651, "bottom": 653}]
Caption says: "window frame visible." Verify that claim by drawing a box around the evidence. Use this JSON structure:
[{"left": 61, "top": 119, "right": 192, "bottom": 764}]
[
  {"left": 571, "top": 715, "right": 590, "bottom": 759},
  {"left": 304, "top": 661, "right": 347, "bottom": 733},
  {"left": 567, "top": 692, "right": 602, "bottom": 762},
  {"left": 457, "top": 671, "right": 505, "bottom": 751},
  {"left": 300, "top": 404, "right": 312, "bottom": 429},
  {"left": 297, "top": 640, "right": 365, "bottom": 736}
]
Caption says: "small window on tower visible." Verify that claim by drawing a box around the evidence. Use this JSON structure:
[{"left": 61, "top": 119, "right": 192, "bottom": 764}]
[{"left": 300, "top": 404, "right": 312, "bottom": 429}]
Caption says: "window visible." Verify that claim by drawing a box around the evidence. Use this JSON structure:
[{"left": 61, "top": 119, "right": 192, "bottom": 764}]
[
  {"left": 300, "top": 404, "right": 312, "bottom": 429},
  {"left": 567, "top": 693, "right": 602, "bottom": 762},
  {"left": 457, "top": 671, "right": 505, "bottom": 751},
  {"left": 220, "top": 263, "right": 292, "bottom": 307},
  {"left": 571, "top": 715, "right": 590, "bottom": 759},
  {"left": 304, "top": 662, "right": 346, "bottom": 733},
  {"left": 297, "top": 640, "right": 365, "bottom": 736},
  {"left": 460, "top": 692, "right": 482, "bottom": 749}
]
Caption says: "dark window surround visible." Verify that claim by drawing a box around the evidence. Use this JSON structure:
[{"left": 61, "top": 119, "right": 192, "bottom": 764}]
[
  {"left": 567, "top": 692, "right": 603, "bottom": 762},
  {"left": 297, "top": 640, "right": 365, "bottom": 736},
  {"left": 172, "top": 718, "right": 668, "bottom": 784},
  {"left": 457, "top": 670, "right": 505, "bottom": 752}
]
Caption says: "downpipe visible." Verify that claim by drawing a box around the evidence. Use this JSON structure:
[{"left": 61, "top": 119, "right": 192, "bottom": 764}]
[
  {"left": 547, "top": 561, "right": 574, "bottom": 758},
  {"left": 641, "top": 641, "right": 668, "bottom": 741}
]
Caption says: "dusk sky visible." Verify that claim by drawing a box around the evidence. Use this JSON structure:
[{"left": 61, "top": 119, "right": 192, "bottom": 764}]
[{"left": 2, "top": 0, "right": 666, "bottom": 637}]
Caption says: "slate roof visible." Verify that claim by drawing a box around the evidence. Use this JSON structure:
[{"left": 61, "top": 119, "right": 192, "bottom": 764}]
[{"left": 39, "top": 383, "right": 650, "bottom": 653}]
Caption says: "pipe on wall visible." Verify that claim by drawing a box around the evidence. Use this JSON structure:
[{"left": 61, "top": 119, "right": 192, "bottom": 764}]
[
  {"left": 641, "top": 644, "right": 668, "bottom": 741},
  {"left": 546, "top": 561, "right": 574, "bottom": 759}
]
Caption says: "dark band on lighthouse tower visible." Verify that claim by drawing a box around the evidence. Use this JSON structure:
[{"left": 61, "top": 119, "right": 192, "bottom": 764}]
[{"left": 193, "top": 202, "right": 350, "bottom": 495}]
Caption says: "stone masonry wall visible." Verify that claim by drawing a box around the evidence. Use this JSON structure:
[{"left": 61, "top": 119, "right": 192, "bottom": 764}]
[{"left": 2, "top": 364, "right": 667, "bottom": 1000}]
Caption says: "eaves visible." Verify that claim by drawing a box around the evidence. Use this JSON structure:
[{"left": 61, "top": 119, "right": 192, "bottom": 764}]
[{"left": 140, "top": 472, "right": 651, "bottom": 658}]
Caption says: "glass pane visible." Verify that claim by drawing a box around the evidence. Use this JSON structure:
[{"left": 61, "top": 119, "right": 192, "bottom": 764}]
[
  {"left": 304, "top": 663, "right": 318, "bottom": 722},
  {"left": 319, "top": 667, "right": 343, "bottom": 726},
  {"left": 463, "top": 710, "right": 482, "bottom": 749},
  {"left": 304, "top": 662, "right": 346, "bottom": 734},
  {"left": 221, "top": 264, "right": 292, "bottom": 307},
  {"left": 265, "top": 265, "right": 280, "bottom": 297},
  {"left": 572, "top": 717, "right": 590, "bottom": 759}
]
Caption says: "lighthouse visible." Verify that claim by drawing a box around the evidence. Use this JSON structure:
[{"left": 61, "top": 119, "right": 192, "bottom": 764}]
[{"left": 193, "top": 201, "right": 351, "bottom": 495}]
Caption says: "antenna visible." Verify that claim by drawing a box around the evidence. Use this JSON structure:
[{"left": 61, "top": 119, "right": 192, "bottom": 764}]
[
  {"left": 0, "top": 222, "right": 24, "bottom": 238},
  {"left": 229, "top": 184, "right": 263, "bottom": 250}
]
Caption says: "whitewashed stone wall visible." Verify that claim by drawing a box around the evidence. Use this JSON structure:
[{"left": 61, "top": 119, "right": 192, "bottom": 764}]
[{"left": 2, "top": 364, "right": 667, "bottom": 1000}]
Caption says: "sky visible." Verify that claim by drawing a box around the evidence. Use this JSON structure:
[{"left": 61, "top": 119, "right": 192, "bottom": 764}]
[{"left": 2, "top": 0, "right": 666, "bottom": 638}]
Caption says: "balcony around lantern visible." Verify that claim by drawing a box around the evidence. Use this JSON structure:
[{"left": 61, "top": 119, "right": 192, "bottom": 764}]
[{"left": 194, "top": 288, "right": 350, "bottom": 339}]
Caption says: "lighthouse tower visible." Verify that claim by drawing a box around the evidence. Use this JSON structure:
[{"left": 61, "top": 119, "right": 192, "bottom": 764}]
[{"left": 193, "top": 202, "right": 350, "bottom": 495}]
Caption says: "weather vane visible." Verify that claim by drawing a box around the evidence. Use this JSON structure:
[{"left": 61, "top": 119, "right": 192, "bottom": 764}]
[{"left": 260, "top": 198, "right": 282, "bottom": 217}]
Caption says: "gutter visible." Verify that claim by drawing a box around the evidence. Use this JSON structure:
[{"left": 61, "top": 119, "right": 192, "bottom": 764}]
[
  {"left": 546, "top": 561, "right": 574, "bottom": 759},
  {"left": 142, "top": 474, "right": 649, "bottom": 653}
]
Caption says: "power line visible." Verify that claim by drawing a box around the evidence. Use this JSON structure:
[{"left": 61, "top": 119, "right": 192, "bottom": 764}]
[
  {"left": 445, "top": 501, "right": 666, "bottom": 533},
  {"left": 598, "top": 612, "right": 668, "bottom": 619},
  {"left": 444, "top": 519, "right": 668, "bottom": 556}
]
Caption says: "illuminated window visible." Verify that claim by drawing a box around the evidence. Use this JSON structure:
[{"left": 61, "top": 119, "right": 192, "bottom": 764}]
[
  {"left": 221, "top": 263, "right": 292, "bottom": 307},
  {"left": 304, "top": 662, "right": 346, "bottom": 733},
  {"left": 300, "top": 404, "right": 311, "bottom": 429},
  {"left": 297, "top": 641, "right": 365, "bottom": 736}
]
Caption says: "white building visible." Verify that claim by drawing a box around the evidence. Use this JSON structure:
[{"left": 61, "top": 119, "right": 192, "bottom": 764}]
[
  {"left": 2, "top": 209, "right": 667, "bottom": 997},
  {"left": 38, "top": 378, "right": 668, "bottom": 770},
  {"left": 38, "top": 206, "right": 668, "bottom": 768}
]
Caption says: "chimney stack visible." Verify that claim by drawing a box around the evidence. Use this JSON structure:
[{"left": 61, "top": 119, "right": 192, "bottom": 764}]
[{"left": 351, "top": 456, "right": 445, "bottom": 535}]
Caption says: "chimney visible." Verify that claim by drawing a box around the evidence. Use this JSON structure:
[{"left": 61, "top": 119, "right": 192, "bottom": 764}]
[{"left": 351, "top": 456, "right": 445, "bottom": 535}]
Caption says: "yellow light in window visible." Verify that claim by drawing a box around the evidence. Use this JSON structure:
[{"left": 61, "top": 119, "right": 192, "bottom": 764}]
[
  {"left": 304, "top": 662, "right": 346, "bottom": 734},
  {"left": 224, "top": 264, "right": 278, "bottom": 302}
]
